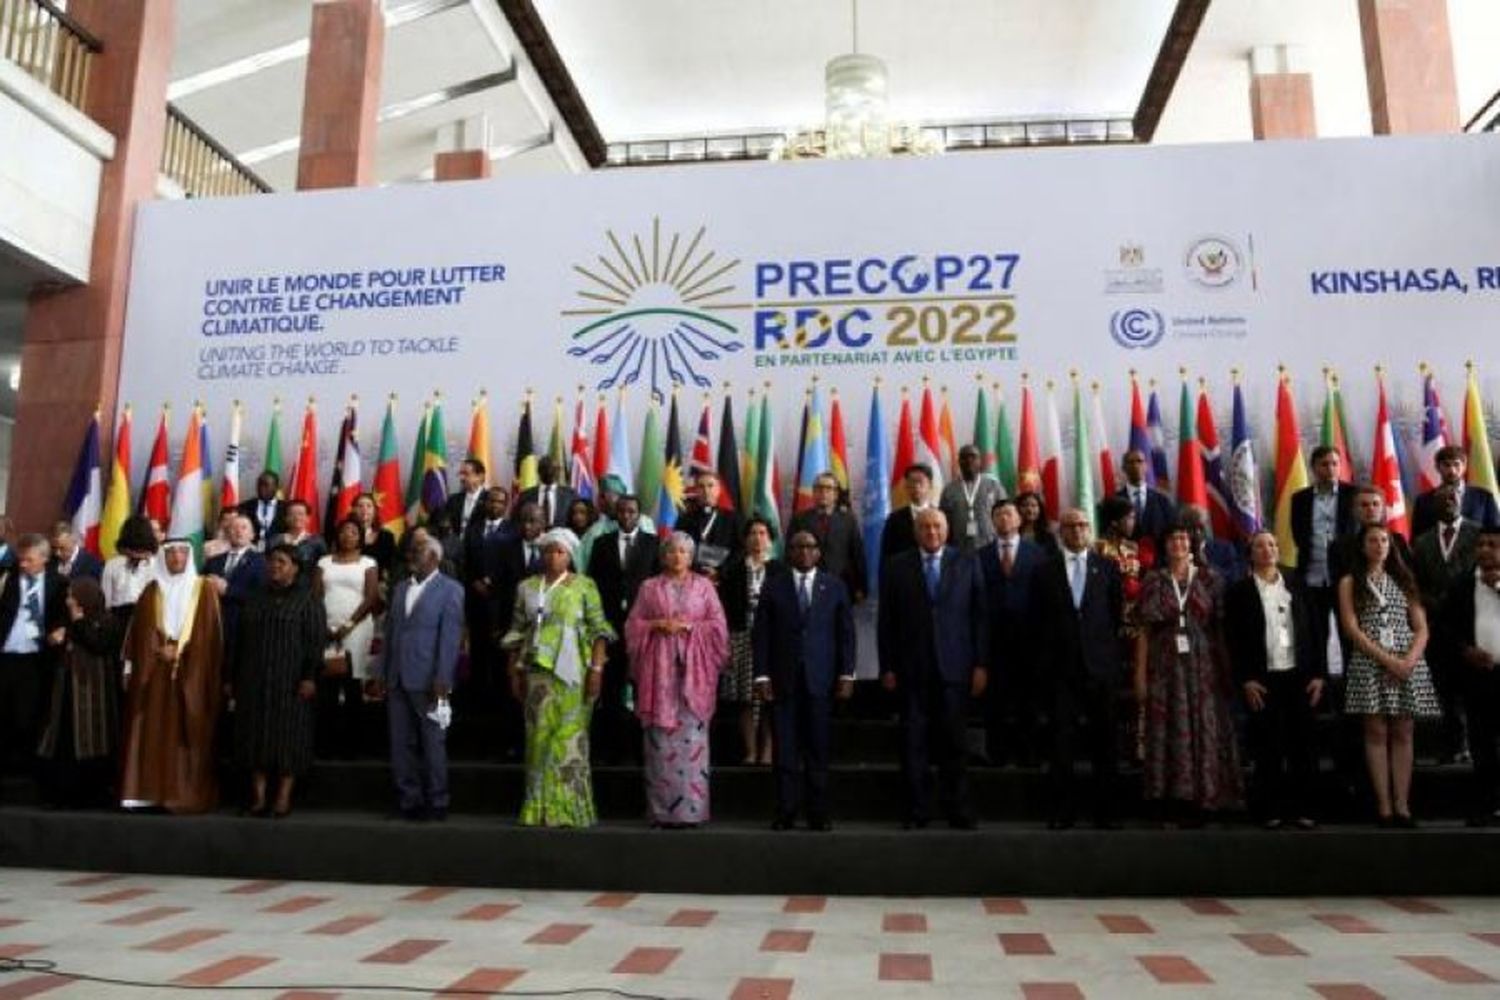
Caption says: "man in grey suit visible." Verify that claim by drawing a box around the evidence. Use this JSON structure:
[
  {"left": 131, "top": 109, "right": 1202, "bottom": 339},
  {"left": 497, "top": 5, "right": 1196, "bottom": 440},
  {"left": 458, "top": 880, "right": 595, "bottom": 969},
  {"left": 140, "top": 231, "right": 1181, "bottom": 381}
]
[{"left": 384, "top": 535, "right": 465, "bottom": 821}]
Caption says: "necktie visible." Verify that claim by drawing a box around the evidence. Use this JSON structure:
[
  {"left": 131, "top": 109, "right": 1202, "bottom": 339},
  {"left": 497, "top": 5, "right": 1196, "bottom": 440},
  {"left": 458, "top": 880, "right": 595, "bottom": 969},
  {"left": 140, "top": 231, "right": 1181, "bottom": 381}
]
[
  {"left": 1070, "top": 555, "right": 1086, "bottom": 608},
  {"left": 24, "top": 579, "right": 40, "bottom": 622},
  {"left": 818, "top": 513, "right": 830, "bottom": 539},
  {"left": 622, "top": 533, "right": 634, "bottom": 563},
  {"left": 799, "top": 574, "right": 812, "bottom": 613},
  {"left": 543, "top": 487, "right": 553, "bottom": 526},
  {"left": 1001, "top": 541, "right": 1014, "bottom": 574},
  {"left": 924, "top": 555, "right": 941, "bottom": 600},
  {"left": 1443, "top": 524, "right": 1457, "bottom": 558},
  {"left": 225, "top": 551, "right": 240, "bottom": 575},
  {"left": 1133, "top": 488, "right": 1144, "bottom": 517},
  {"left": 526, "top": 544, "right": 538, "bottom": 572}
]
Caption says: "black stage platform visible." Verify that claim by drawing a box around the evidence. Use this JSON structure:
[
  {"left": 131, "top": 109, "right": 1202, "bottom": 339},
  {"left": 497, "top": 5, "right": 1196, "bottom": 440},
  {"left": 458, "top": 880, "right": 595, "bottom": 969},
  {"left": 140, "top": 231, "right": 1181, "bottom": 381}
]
[{"left": 3, "top": 756, "right": 1499, "bottom": 897}]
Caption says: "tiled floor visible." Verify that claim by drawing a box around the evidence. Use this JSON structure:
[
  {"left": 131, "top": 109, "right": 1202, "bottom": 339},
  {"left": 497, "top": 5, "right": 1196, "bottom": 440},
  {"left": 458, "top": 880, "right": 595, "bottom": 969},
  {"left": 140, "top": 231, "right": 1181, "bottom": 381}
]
[{"left": 0, "top": 868, "right": 1498, "bottom": 997}]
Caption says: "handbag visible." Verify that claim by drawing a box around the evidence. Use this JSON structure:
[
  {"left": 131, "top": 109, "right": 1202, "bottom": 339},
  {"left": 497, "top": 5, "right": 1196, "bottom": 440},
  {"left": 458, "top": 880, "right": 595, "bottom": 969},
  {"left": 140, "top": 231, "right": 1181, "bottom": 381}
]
[{"left": 321, "top": 641, "right": 351, "bottom": 679}]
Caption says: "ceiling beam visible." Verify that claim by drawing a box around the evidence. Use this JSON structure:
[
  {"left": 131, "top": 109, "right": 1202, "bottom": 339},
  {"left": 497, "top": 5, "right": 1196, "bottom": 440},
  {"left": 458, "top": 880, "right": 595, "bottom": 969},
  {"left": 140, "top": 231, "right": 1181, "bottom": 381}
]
[
  {"left": 1132, "top": 0, "right": 1213, "bottom": 143},
  {"left": 494, "top": 0, "right": 605, "bottom": 167}
]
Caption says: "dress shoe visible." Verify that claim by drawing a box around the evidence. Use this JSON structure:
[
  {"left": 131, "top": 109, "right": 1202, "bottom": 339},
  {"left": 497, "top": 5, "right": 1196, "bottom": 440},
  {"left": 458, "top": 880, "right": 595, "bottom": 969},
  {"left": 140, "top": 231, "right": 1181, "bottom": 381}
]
[
  {"left": 1465, "top": 813, "right": 1491, "bottom": 829},
  {"left": 1093, "top": 817, "right": 1122, "bottom": 831},
  {"left": 1393, "top": 813, "right": 1417, "bottom": 829},
  {"left": 947, "top": 815, "right": 978, "bottom": 831},
  {"left": 770, "top": 815, "right": 795, "bottom": 832},
  {"left": 426, "top": 807, "right": 448, "bottom": 822},
  {"left": 1292, "top": 817, "right": 1318, "bottom": 831},
  {"left": 399, "top": 806, "right": 426, "bottom": 822},
  {"left": 808, "top": 817, "right": 833, "bottom": 832},
  {"left": 1047, "top": 817, "right": 1075, "bottom": 831},
  {"left": 901, "top": 817, "right": 929, "bottom": 831}
]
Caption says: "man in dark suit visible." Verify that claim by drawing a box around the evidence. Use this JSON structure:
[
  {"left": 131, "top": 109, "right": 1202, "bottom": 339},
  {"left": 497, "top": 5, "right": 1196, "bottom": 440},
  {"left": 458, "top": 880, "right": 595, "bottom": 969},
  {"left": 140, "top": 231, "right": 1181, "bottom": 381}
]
[
  {"left": 1327, "top": 485, "right": 1415, "bottom": 584},
  {"left": 674, "top": 470, "right": 741, "bottom": 571},
  {"left": 753, "top": 530, "right": 856, "bottom": 831},
  {"left": 1412, "top": 444, "right": 1500, "bottom": 538},
  {"left": 0, "top": 534, "right": 69, "bottom": 776},
  {"left": 585, "top": 495, "right": 659, "bottom": 763},
  {"left": 517, "top": 456, "right": 576, "bottom": 529},
  {"left": 878, "top": 507, "right": 988, "bottom": 829},
  {"left": 1116, "top": 449, "right": 1176, "bottom": 545},
  {"left": 1226, "top": 530, "right": 1327, "bottom": 829},
  {"left": 384, "top": 534, "right": 465, "bottom": 821},
  {"left": 441, "top": 459, "right": 488, "bottom": 540},
  {"left": 237, "top": 471, "right": 285, "bottom": 547},
  {"left": 480, "top": 501, "right": 543, "bottom": 759},
  {"left": 976, "top": 498, "right": 1046, "bottom": 766},
  {"left": 1436, "top": 525, "right": 1500, "bottom": 825},
  {"left": 788, "top": 472, "right": 867, "bottom": 601},
  {"left": 1034, "top": 508, "right": 1124, "bottom": 828},
  {"left": 46, "top": 522, "right": 102, "bottom": 581},
  {"left": 1180, "top": 504, "right": 1245, "bottom": 584},
  {"left": 879, "top": 463, "right": 936, "bottom": 564},
  {"left": 1413, "top": 483, "right": 1481, "bottom": 764},
  {"left": 203, "top": 514, "right": 267, "bottom": 652},
  {"left": 1289, "top": 445, "right": 1358, "bottom": 652}
]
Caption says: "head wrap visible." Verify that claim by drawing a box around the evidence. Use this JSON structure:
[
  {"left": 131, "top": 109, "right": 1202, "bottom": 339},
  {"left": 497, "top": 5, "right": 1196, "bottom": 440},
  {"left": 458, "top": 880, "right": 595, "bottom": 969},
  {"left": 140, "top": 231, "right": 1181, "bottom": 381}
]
[
  {"left": 537, "top": 527, "right": 580, "bottom": 556},
  {"left": 155, "top": 539, "right": 199, "bottom": 639},
  {"left": 599, "top": 474, "right": 628, "bottom": 496}
]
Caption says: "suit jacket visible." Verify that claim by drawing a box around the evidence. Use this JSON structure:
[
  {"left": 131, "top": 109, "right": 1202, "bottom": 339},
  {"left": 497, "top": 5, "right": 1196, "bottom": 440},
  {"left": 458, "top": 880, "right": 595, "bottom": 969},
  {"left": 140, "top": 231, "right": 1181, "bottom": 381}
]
[
  {"left": 518, "top": 483, "right": 576, "bottom": 528},
  {"left": 464, "top": 517, "right": 515, "bottom": 585},
  {"left": 877, "top": 546, "right": 987, "bottom": 686},
  {"left": 787, "top": 507, "right": 867, "bottom": 599},
  {"left": 1327, "top": 529, "right": 1414, "bottom": 586},
  {"left": 1034, "top": 550, "right": 1123, "bottom": 683},
  {"left": 237, "top": 497, "right": 286, "bottom": 544},
  {"left": 1224, "top": 573, "right": 1325, "bottom": 685},
  {"left": 50, "top": 550, "right": 103, "bottom": 581},
  {"left": 483, "top": 533, "right": 528, "bottom": 630},
  {"left": 384, "top": 571, "right": 464, "bottom": 692},
  {"left": 1289, "top": 483, "right": 1357, "bottom": 579},
  {"left": 1200, "top": 538, "right": 1245, "bottom": 585},
  {"left": 675, "top": 505, "right": 742, "bottom": 566},
  {"left": 1434, "top": 572, "right": 1498, "bottom": 673},
  {"left": 586, "top": 529, "right": 661, "bottom": 634},
  {"left": 976, "top": 536, "right": 1046, "bottom": 672},
  {"left": 203, "top": 547, "right": 267, "bottom": 638},
  {"left": 443, "top": 489, "right": 486, "bottom": 538},
  {"left": 1412, "top": 484, "right": 1500, "bottom": 538},
  {"left": 878, "top": 505, "right": 924, "bottom": 564},
  {"left": 752, "top": 568, "right": 856, "bottom": 696},
  {"left": 1115, "top": 484, "right": 1176, "bottom": 543},
  {"left": 1411, "top": 520, "right": 1480, "bottom": 613},
  {"left": 0, "top": 568, "right": 70, "bottom": 661}
]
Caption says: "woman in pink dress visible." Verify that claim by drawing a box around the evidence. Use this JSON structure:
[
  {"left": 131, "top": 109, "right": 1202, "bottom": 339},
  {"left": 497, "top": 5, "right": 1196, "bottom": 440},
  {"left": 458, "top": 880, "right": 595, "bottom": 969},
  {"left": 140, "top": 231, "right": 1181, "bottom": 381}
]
[{"left": 625, "top": 531, "right": 730, "bottom": 828}]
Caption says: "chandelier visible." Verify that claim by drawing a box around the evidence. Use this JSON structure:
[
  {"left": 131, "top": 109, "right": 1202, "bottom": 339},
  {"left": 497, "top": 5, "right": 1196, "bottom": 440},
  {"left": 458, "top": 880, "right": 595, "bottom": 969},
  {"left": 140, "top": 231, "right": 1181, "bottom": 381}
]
[{"left": 771, "top": 4, "right": 942, "bottom": 160}]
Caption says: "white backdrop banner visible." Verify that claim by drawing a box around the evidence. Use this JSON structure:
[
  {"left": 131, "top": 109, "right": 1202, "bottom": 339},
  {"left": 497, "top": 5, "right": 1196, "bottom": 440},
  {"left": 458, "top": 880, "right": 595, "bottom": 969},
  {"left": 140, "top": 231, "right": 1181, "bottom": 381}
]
[{"left": 118, "top": 134, "right": 1500, "bottom": 490}]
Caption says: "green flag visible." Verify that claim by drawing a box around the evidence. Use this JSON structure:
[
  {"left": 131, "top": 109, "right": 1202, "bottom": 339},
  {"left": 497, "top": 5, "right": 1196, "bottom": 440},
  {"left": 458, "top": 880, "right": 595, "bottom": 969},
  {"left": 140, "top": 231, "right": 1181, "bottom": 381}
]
[
  {"left": 1072, "top": 381, "right": 1097, "bottom": 534},
  {"left": 995, "top": 393, "right": 1017, "bottom": 496},
  {"left": 263, "top": 402, "right": 284, "bottom": 490},
  {"left": 973, "top": 383, "right": 996, "bottom": 478},
  {"left": 636, "top": 402, "right": 664, "bottom": 518},
  {"left": 754, "top": 392, "right": 780, "bottom": 553},
  {"left": 741, "top": 391, "right": 762, "bottom": 514},
  {"left": 404, "top": 403, "right": 430, "bottom": 526}
]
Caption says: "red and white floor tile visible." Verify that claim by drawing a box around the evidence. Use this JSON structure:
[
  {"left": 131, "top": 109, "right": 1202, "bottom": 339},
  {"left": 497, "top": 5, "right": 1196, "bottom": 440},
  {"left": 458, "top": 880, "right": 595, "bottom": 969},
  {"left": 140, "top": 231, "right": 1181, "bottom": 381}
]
[{"left": 0, "top": 867, "right": 1498, "bottom": 997}]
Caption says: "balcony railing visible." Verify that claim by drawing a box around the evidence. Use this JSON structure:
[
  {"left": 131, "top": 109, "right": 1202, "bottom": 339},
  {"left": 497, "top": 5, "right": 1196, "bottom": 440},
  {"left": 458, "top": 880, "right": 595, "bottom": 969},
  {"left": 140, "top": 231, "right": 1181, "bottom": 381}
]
[
  {"left": 161, "top": 103, "right": 271, "bottom": 197},
  {"left": 0, "top": 0, "right": 100, "bottom": 111}
]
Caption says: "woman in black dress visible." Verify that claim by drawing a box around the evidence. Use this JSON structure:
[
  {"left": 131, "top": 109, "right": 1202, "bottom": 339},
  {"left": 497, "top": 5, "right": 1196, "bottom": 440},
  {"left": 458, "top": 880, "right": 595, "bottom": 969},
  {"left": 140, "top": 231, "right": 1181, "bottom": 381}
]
[
  {"left": 351, "top": 492, "right": 397, "bottom": 580},
  {"left": 232, "top": 544, "right": 326, "bottom": 817},
  {"left": 36, "top": 577, "right": 122, "bottom": 808}
]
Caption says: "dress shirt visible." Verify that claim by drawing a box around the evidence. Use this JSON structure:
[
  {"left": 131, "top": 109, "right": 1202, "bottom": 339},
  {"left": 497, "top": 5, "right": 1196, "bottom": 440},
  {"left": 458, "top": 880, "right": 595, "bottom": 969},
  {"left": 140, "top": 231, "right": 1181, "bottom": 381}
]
[
  {"left": 1440, "top": 520, "right": 1462, "bottom": 562},
  {"left": 2, "top": 573, "right": 43, "bottom": 654},
  {"left": 1129, "top": 483, "right": 1147, "bottom": 514},
  {"left": 405, "top": 569, "right": 438, "bottom": 615},
  {"left": 1253, "top": 571, "right": 1295, "bottom": 673},
  {"left": 1307, "top": 486, "right": 1338, "bottom": 586},
  {"left": 995, "top": 534, "right": 1018, "bottom": 569},
  {"left": 1065, "top": 549, "right": 1089, "bottom": 607},
  {"left": 617, "top": 530, "right": 638, "bottom": 564},
  {"left": 460, "top": 488, "right": 483, "bottom": 530},
  {"left": 1474, "top": 572, "right": 1500, "bottom": 660},
  {"left": 540, "top": 485, "right": 556, "bottom": 524},
  {"left": 795, "top": 568, "right": 817, "bottom": 611}
]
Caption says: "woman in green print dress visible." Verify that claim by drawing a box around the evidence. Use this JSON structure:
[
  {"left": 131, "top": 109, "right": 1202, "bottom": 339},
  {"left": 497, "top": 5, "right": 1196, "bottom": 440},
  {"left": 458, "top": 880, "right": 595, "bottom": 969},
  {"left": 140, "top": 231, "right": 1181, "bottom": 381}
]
[{"left": 502, "top": 528, "right": 614, "bottom": 827}]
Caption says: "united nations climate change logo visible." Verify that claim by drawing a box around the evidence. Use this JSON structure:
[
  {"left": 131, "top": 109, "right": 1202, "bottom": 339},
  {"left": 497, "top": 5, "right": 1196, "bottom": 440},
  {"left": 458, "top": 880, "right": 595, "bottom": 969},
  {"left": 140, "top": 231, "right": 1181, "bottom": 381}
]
[
  {"left": 1110, "top": 307, "right": 1165, "bottom": 349},
  {"left": 561, "top": 219, "right": 745, "bottom": 400}
]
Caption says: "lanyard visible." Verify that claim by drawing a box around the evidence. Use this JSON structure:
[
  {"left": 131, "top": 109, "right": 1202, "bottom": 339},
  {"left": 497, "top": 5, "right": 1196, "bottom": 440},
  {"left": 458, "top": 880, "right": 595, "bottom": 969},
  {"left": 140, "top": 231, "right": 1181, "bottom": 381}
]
[
  {"left": 536, "top": 572, "right": 569, "bottom": 627},
  {"left": 1170, "top": 566, "right": 1196, "bottom": 629},
  {"left": 961, "top": 477, "right": 981, "bottom": 511},
  {"left": 1365, "top": 573, "right": 1388, "bottom": 609}
]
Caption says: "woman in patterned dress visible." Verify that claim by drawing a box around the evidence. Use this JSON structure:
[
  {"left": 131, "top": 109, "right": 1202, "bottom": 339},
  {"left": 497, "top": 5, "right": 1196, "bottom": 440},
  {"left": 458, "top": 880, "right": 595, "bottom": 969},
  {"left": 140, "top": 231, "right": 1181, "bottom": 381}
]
[
  {"left": 718, "top": 517, "right": 782, "bottom": 764},
  {"left": 1134, "top": 524, "right": 1242, "bottom": 825},
  {"left": 1095, "top": 496, "right": 1154, "bottom": 762},
  {"left": 501, "top": 528, "right": 613, "bottom": 828},
  {"left": 626, "top": 532, "right": 731, "bottom": 828},
  {"left": 1337, "top": 522, "right": 1438, "bottom": 827}
]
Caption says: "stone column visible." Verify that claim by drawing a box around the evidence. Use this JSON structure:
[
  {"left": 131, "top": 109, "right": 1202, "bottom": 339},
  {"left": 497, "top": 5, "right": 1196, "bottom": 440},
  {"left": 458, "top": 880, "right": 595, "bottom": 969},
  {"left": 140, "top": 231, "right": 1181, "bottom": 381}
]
[
  {"left": 1358, "top": 0, "right": 1460, "bottom": 134},
  {"left": 9, "top": 0, "right": 175, "bottom": 529},
  {"left": 296, "top": 0, "right": 385, "bottom": 189},
  {"left": 1249, "top": 46, "right": 1316, "bottom": 140}
]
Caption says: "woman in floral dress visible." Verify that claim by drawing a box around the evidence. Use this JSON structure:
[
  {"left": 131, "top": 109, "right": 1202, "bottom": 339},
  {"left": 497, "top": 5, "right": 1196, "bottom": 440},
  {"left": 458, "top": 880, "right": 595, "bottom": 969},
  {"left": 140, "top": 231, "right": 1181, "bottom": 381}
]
[{"left": 501, "top": 528, "right": 613, "bottom": 827}]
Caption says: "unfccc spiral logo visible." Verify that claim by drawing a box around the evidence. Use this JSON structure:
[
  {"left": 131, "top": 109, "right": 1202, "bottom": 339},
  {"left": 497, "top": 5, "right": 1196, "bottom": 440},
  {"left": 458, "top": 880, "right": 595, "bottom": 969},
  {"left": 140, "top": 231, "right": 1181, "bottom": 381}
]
[{"left": 1110, "top": 307, "right": 1165, "bottom": 349}]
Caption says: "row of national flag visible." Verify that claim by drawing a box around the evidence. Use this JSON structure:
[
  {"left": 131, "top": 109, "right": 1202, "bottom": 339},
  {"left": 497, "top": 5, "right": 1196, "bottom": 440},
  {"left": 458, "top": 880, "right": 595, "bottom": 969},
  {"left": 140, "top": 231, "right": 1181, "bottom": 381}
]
[{"left": 58, "top": 365, "right": 1500, "bottom": 580}]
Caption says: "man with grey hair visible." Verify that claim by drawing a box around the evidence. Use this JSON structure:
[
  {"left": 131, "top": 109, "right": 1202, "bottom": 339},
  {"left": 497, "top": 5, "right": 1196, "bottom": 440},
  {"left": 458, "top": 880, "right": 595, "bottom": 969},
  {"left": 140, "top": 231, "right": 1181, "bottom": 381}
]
[
  {"left": 0, "top": 533, "right": 67, "bottom": 780},
  {"left": 384, "top": 532, "right": 465, "bottom": 821}
]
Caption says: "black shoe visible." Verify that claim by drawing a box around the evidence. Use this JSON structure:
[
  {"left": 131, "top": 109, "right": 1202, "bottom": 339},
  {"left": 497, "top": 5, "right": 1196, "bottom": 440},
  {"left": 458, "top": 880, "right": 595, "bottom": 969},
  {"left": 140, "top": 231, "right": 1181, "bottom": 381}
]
[
  {"left": 426, "top": 807, "right": 448, "bottom": 822},
  {"left": 400, "top": 806, "right": 426, "bottom": 822},
  {"left": 1047, "top": 817, "right": 1075, "bottom": 831},
  {"left": 947, "top": 815, "right": 978, "bottom": 831},
  {"left": 1393, "top": 813, "right": 1417, "bottom": 829},
  {"left": 1465, "top": 813, "right": 1491, "bottom": 828},
  {"left": 1093, "top": 817, "right": 1122, "bottom": 831},
  {"left": 1376, "top": 815, "right": 1395, "bottom": 829},
  {"left": 808, "top": 817, "right": 833, "bottom": 832},
  {"left": 1262, "top": 817, "right": 1284, "bottom": 831},
  {"left": 771, "top": 815, "right": 795, "bottom": 831},
  {"left": 902, "top": 817, "right": 929, "bottom": 831},
  {"left": 1293, "top": 817, "right": 1318, "bottom": 831}
]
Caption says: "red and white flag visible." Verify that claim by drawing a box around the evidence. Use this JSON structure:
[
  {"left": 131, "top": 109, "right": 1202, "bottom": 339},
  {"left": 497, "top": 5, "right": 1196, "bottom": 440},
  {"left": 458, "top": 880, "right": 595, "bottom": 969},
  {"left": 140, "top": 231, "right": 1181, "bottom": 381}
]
[
  {"left": 219, "top": 403, "right": 242, "bottom": 512},
  {"left": 1040, "top": 381, "right": 1066, "bottom": 521},
  {"left": 1090, "top": 384, "right": 1116, "bottom": 498},
  {"left": 139, "top": 406, "right": 172, "bottom": 524},
  {"left": 916, "top": 382, "right": 945, "bottom": 493},
  {"left": 334, "top": 403, "right": 363, "bottom": 522},
  {"left": 1372, "top": 372, "right": 1410, "bottom": 539}
]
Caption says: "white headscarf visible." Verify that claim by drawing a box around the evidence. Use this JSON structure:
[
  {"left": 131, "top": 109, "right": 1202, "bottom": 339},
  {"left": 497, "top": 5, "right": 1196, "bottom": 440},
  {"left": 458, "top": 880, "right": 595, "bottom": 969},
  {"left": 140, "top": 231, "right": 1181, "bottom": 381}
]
[
  {"left": 537, "top": 527, "right": 580, "bottom": 561},
  {"left": 155, "top": 540, "right": 199, "bottom": 640}
]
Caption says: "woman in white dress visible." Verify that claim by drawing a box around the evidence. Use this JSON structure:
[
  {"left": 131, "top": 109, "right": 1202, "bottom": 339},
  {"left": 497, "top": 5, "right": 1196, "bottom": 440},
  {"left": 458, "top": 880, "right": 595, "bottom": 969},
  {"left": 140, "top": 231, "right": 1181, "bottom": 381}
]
[
  {"left": 100, "top": 515, "right": 160, "bottom": 624},
  {"left": 314, "top": 518, "right": 380, "bottom": 758}
]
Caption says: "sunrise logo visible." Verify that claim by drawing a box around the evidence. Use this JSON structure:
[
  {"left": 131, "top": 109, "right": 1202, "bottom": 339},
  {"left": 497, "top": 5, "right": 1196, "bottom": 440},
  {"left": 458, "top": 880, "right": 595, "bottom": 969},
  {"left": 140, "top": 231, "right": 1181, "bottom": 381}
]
[{"left": 562, "top": 218, "right": 745, "bottom": 400}]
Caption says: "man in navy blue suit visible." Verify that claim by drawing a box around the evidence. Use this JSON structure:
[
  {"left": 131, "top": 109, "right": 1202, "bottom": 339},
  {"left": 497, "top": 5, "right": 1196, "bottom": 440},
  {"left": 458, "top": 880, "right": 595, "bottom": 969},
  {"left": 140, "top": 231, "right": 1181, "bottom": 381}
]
[
  {"left": 976, "top": 498, "right": 1046, "bottom": 766},
  {"left": 878, "top": 507, "right": 988, "bottom": 829},
  {"left": 46, "top": 522, "right": 103, "bottom": 581},
  {"left": 1116, "top": 449, "right": 1176, "bottom": 546},
  {"left": 384, "top": 534, "right": 465, "bottom": 821},
  {"left": 753, "top": 530, "right": 856, "bottom": 831},
  {"left": 203, "top": 514, "right": 266, "bottom": 653},
  {"left": 1035, "top": 509, "right": 1125, "bottom": 829},
  {"left": 1412, "top": 444, "right": 1500, "bottom": 538}
]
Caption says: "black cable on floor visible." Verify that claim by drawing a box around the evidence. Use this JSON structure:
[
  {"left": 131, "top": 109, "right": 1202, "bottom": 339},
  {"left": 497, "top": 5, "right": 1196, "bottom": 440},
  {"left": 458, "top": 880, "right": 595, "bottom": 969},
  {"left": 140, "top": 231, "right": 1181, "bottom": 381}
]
[{"left": 0, "top": 957, "right": 699, "bottom": 999}]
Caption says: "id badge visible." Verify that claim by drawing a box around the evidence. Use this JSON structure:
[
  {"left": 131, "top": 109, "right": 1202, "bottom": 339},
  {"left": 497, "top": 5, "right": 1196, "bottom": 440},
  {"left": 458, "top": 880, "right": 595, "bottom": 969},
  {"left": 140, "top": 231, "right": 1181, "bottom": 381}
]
[
  {"left": 966, "top": 520, "right": 978, "bottom": 538},
  {"left": 1378, "top": 627, "right": 1394, "bottom": 649},
  {"left": 1278, "top": 626, "right": 1292, "bottom": 650},
  {"left": 1175, "top": 632, "right": 1190, "bottom": 654}
]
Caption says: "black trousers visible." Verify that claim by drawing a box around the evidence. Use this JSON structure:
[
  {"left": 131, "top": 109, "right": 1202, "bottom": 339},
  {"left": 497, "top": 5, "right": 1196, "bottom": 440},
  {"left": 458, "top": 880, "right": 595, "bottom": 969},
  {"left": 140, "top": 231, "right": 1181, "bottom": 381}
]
[
  {"left": 1464, "top": 667, "right": 1500, "bottom": 817},
  {"left": 1430, "top": 648, "right": 1471, "bottom": 760},
  {"left": 0, "top": 652, "right": 44, "bottom": 773},
  {"left": 987, "top": 628, "right": 1039, "bottom": 765},
  {"left": 1247, "top": 671, "right": 1318, "bottom": 821},
  {"left": 901, "top": 672, "right": 971, "bottom": 823},
  {"left": 1049, "top": 672, "right": 1118, "bottom": 823},
  {"left": 315, "top": 675, "right": 364, "bottom": 759},
  {"left": 771, "top": 682, "right": 832, "bottom": 822},
  {"left": 591, "top": 641, "right": 640, "bottom": 764}
]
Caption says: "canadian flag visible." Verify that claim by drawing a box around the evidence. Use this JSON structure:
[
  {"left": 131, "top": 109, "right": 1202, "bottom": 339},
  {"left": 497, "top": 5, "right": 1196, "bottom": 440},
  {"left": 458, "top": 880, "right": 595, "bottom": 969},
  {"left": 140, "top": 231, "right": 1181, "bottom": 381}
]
[{"left": 1372, "top": 373, "right": 1410, "bottom": 539}]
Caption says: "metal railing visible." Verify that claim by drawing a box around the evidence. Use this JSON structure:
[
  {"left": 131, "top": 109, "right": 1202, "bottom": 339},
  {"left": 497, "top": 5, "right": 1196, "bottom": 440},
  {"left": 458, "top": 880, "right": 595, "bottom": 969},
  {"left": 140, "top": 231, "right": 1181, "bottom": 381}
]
[
  {"left": 0, "top": 0, "right": 100, "bottom": 112},
  {"left": 161, "top": 103, "right": 272, "bottom": 197}
]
